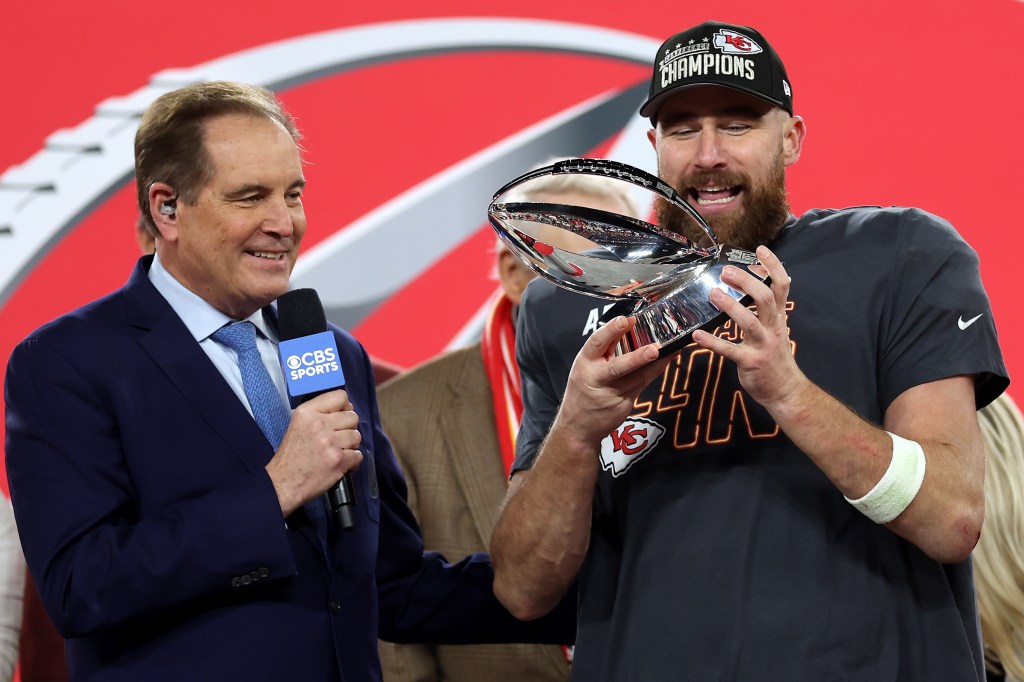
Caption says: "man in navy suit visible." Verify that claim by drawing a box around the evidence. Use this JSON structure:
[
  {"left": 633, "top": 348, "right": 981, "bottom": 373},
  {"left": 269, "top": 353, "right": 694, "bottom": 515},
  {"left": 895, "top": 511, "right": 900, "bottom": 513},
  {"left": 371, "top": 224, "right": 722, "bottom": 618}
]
[{"left": 4, "top": 81, "right": 572, "bottom": 682}]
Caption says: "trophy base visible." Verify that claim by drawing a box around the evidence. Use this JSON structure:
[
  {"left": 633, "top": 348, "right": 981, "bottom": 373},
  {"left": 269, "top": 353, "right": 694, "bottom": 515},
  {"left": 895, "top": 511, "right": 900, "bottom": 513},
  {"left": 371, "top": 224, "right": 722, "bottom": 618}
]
[{"left": 605, "top": 255, "right": 768, "bottom": 358}]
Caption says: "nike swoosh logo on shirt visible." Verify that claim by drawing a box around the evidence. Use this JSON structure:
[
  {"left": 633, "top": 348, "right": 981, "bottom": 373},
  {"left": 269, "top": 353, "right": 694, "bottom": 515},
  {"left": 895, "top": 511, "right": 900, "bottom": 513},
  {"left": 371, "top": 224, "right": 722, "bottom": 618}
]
[{"left": 958, "top": 314, "right": 983, "bottom": 330}]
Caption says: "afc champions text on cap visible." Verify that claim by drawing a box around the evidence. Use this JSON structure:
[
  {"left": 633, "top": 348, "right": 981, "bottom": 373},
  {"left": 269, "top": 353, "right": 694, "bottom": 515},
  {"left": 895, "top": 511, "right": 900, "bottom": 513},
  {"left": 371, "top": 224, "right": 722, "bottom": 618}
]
[{"left": 640, "top": 21, "right": 793, "bottom": 122}]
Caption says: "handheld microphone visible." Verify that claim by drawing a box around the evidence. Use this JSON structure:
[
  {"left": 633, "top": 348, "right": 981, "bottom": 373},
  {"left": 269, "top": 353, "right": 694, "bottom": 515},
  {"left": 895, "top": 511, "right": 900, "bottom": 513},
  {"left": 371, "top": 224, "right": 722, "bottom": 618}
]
[{"left": 277, "top": 288, "right": 357, "bottom": 530}]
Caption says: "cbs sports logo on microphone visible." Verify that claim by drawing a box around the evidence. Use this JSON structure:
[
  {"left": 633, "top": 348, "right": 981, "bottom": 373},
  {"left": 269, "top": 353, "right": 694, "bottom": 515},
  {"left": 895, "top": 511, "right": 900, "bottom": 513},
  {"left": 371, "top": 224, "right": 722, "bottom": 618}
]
[{"left": 280, "top": 331, "right": 346, "bottom": 397}]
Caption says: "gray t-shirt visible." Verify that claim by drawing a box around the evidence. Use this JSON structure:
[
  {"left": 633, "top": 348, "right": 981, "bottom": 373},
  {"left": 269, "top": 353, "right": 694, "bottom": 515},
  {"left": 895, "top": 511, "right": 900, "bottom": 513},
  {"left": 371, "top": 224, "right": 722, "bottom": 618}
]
[{"left": 514, "top": 207, "right": 1009, "bottom": 681}]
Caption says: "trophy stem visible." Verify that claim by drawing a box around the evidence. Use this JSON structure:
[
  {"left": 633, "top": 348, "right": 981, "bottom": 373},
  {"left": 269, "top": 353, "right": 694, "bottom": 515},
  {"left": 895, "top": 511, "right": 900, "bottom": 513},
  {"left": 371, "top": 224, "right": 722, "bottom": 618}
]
[{"left": 611, "top": 256, "right": 764, "bottom": 358}]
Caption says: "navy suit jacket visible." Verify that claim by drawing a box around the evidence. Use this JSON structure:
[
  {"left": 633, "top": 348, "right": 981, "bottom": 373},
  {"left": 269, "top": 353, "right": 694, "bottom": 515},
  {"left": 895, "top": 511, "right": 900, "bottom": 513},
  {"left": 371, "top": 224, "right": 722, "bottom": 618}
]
[{"left": 5, "top": 257, "right": 573, "bottom": 682}]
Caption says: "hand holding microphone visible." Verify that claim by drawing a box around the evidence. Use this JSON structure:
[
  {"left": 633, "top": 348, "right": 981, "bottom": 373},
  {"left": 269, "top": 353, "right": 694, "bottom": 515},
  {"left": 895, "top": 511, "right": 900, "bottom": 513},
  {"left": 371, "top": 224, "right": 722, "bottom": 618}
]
[{"left": 274, "top": 288, "right": 360, "bottom": 530}]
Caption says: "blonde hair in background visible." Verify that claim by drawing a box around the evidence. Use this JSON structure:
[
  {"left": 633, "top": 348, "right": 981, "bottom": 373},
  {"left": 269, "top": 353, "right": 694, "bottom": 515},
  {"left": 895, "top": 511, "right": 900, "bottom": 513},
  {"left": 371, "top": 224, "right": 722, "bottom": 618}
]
[{"left": 975, "top": 392, "right": 1024, "bottom": 682}]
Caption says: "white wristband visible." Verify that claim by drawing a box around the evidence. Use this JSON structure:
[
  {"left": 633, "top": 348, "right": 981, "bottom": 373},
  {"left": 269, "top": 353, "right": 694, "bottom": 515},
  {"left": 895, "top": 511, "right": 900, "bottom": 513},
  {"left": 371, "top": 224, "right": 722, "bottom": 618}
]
[{"left": 844, "top": 432, "right": 926, "bottom": 524}]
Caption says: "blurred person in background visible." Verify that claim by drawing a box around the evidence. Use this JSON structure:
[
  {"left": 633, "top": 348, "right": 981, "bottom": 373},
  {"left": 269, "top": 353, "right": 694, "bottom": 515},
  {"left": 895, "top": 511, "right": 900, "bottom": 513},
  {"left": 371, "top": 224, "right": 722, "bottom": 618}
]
[
  {"left": 975, "top": 392, "right": 1024, "bottom": 682},
  {"left": 378, "top": 166, "right": 639, "bottom": 682},
  {"left": 0, "top": 496, "right": 25, "bottom": 682}
]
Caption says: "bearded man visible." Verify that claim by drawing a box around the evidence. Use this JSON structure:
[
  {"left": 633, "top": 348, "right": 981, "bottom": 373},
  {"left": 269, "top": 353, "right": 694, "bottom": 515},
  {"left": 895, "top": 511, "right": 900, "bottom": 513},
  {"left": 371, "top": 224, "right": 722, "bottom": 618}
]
[{"left": 490, "top": 20, "right": 1008, "bottom": 681}]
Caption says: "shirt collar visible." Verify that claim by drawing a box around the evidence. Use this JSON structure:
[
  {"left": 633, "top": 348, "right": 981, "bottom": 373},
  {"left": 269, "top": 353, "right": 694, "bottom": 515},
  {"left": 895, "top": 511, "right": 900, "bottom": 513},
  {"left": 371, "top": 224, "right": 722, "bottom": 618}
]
[{"left": 148, "top": 253, "right": 277, "bottom": 343}]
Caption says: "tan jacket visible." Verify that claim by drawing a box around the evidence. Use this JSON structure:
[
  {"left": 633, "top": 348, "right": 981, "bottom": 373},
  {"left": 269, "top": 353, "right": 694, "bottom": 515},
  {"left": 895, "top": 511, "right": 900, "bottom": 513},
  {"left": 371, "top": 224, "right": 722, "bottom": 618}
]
[{"left": 377, "top": 344, "right": 570, "bottom": 682}]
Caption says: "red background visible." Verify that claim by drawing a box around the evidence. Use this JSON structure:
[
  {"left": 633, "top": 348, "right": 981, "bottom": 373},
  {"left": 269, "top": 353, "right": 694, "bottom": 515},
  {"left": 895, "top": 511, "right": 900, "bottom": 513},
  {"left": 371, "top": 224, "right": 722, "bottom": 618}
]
[{"left": 1, "top": 1, "right": 1021, "bottom": 495}]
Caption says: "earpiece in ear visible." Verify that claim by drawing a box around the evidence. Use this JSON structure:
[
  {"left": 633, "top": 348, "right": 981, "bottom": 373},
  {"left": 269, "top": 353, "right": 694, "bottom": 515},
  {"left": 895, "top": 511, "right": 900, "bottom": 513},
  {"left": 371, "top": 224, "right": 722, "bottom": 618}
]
[{"left": 159, "top": 202, "right": 176, "bottom": 216}]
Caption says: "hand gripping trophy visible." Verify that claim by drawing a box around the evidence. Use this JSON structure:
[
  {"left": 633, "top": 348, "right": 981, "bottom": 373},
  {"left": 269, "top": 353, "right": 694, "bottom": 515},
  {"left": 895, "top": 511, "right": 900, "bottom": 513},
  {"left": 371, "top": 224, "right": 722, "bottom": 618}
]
[{"left": 488, "top": 158, "right": 769, "bottom": 356}]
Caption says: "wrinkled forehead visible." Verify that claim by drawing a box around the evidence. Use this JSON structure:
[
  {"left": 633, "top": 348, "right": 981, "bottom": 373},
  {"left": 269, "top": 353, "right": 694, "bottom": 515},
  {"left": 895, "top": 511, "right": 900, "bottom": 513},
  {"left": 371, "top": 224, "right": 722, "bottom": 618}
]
[{"left": 200, "top": 114, "right": 303, "bottom": 179}]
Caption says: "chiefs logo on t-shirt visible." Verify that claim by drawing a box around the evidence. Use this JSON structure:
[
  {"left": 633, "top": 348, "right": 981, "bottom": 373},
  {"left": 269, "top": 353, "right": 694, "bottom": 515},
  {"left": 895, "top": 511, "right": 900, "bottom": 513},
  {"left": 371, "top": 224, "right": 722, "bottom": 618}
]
[{"left": 599, "top": 417, "right": 666, "bottom": 477}]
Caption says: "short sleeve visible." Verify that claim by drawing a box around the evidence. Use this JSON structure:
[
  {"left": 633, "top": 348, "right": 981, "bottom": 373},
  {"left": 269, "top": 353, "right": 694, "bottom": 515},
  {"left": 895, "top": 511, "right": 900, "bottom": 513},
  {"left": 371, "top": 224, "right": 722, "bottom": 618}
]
[{"left": 878, "top": 209, "right": 1008, "bottom": 410}]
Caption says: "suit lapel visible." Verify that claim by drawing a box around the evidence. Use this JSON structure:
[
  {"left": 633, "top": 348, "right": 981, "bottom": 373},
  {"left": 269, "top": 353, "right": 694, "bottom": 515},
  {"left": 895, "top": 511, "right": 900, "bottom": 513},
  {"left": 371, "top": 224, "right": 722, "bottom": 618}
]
[
  {"left": 440, "top": 349, "right": 508, "bottom": 548},
  {"left": 124, "top": 257, "right": 275, "bottom": 474},
  {"left": 123, "top": 259, "right": 330, "bottom": 561}
]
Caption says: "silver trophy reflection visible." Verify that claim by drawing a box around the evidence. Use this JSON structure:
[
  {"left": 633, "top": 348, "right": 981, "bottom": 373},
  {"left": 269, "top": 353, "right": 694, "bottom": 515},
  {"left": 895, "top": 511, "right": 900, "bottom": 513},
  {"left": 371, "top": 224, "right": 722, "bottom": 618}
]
[{"left": 487, "top": 158, "right": 769, "bottom": 357}]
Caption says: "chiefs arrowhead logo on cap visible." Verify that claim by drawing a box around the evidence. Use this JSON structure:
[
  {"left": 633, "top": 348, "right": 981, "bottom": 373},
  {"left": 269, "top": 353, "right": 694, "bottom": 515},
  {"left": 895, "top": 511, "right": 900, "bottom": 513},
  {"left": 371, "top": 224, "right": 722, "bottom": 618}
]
[{"left": 713, "top": 29, "right": 763, "bottom": 55}]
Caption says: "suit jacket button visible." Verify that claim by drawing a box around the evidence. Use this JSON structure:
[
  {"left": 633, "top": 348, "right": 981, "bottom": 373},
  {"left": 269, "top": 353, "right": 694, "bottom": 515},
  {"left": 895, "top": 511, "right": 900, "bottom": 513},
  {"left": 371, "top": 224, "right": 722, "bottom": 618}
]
[
  {"left": 258, "top": 567, "right": 270, "bottom": 578},
  {"left": 241, "top": 575, "right": 253, "bottom": 586},
  {"left": 329, "top": 601, "right": 342, "bottom": 614},
  {"left": 231, "top": 577, "right": 242, "bottom": 588}
]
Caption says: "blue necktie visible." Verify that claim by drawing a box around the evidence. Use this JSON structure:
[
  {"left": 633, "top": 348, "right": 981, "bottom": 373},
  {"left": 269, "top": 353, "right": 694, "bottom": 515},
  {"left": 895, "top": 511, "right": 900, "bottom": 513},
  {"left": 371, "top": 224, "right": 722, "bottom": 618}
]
[{"left": 212, "top": 321, "right": 329, "bottom": 550}]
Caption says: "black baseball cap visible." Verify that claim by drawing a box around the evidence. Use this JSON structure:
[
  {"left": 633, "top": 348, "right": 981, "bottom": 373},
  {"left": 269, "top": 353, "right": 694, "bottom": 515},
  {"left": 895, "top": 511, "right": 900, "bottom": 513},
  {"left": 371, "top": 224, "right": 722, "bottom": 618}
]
[{"left": 640, "top": 21, "right": 793, "bottom": 122}]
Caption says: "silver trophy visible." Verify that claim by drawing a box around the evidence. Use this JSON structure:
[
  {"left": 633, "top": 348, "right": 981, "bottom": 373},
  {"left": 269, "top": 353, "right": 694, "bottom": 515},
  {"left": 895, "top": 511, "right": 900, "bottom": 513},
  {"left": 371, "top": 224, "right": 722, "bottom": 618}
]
[{"left": 487, "top": 158, "right": 769, "bottom": 357}]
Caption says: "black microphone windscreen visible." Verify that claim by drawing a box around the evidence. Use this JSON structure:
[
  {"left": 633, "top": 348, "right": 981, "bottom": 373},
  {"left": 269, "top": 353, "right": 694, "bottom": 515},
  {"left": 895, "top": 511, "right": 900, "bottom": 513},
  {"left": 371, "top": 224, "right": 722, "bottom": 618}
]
[{"left": 277, "top": 288, "right": 328, "bottom": 341}]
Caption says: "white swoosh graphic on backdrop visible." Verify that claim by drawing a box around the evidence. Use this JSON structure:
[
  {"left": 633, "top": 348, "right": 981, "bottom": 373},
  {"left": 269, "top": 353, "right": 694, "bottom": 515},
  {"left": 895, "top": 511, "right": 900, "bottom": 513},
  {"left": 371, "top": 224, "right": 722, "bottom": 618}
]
[{"left": 0, "top": 18, "right": 659, "bottom": 330}]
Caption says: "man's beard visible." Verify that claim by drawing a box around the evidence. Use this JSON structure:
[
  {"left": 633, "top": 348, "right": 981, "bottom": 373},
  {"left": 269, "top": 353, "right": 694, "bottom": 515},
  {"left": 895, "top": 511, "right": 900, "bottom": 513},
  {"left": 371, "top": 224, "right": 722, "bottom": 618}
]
[{"left": 655, "top": 156, "right": 790, "bottom": 252}]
